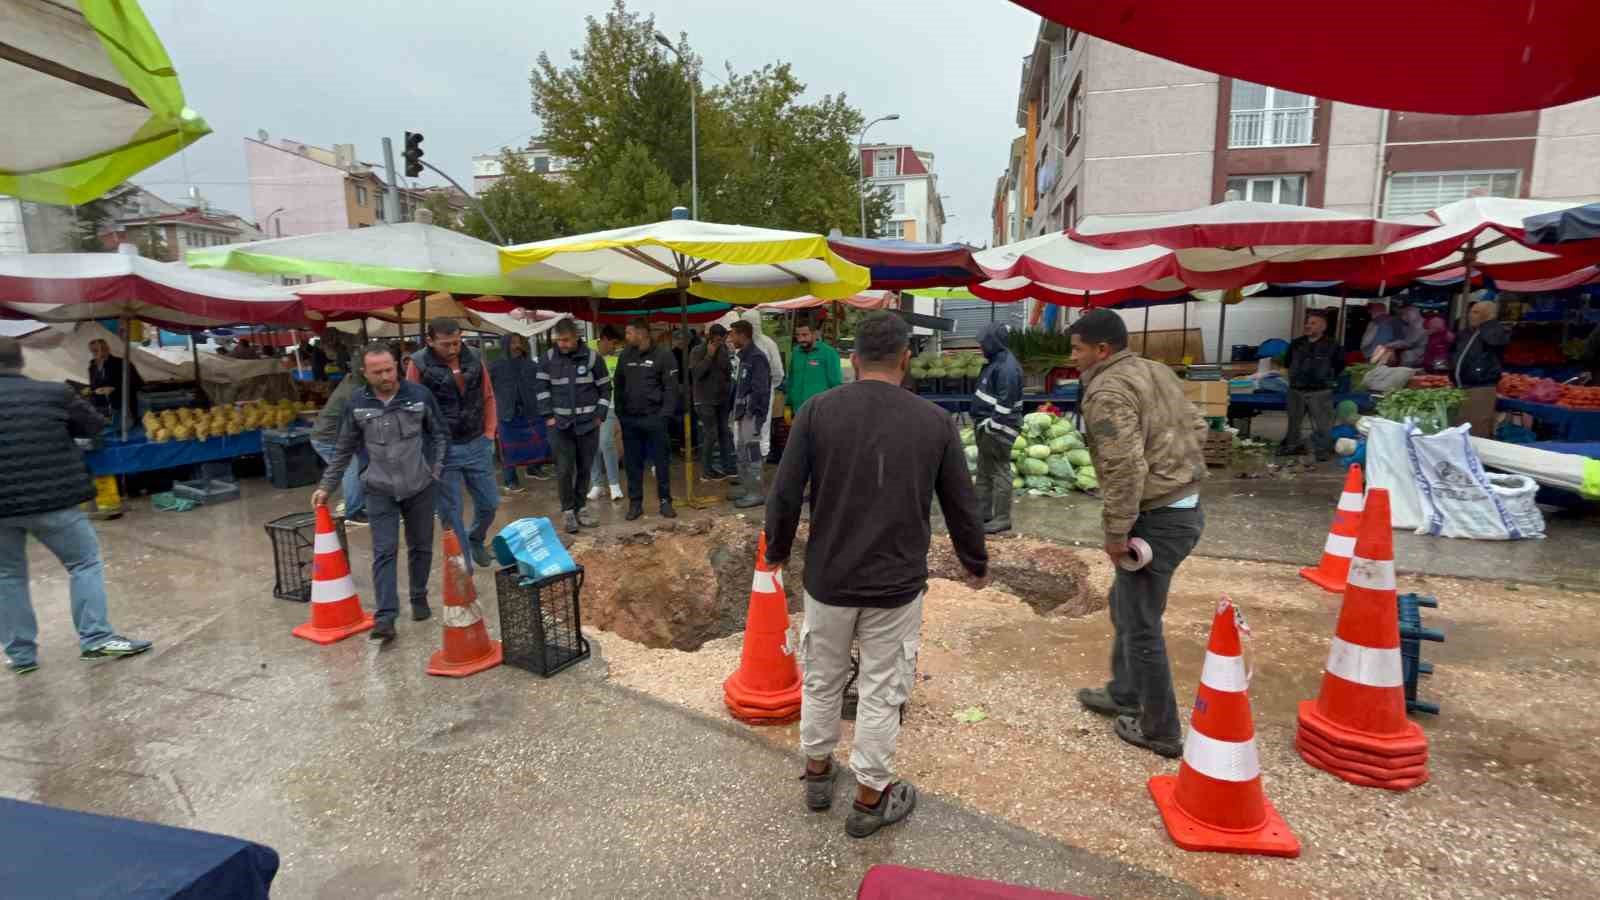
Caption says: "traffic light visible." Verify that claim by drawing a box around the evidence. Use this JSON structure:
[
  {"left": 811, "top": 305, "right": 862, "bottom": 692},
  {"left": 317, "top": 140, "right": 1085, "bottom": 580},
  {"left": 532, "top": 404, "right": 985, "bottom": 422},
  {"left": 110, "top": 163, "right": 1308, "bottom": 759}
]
[{"left": 403, "top": 131, "right": 424, "bottom": 178}]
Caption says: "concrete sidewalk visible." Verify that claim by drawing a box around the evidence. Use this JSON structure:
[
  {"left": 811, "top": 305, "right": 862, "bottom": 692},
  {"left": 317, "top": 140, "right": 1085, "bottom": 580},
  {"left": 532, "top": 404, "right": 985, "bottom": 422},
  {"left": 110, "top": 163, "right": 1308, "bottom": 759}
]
[{"left": 0, "top": 485, "right": 1194, "bottom": 899}]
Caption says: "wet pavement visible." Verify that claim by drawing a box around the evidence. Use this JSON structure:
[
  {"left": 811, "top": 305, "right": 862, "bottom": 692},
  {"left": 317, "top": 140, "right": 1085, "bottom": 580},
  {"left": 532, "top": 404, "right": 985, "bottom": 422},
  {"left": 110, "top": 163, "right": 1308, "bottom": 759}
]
[{"left": 1, "top": 481, "right": 1195, "bottom": 899}]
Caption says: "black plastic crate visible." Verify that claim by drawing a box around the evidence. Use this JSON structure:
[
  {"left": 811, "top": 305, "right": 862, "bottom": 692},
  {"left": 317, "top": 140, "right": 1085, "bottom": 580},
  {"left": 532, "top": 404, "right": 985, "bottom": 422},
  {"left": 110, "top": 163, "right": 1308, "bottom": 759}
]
[
  {"left": 265, "top": 512, "right": 348, "bottom": 602},
  {"left": 496, "top": 565, "right": 591, "bottom": 677},
  {"left": 265, "top": 439, "right": 321, "bottom": 489},
  {"left": 173, "top": 478, "right": 240, "bottom": 505}
]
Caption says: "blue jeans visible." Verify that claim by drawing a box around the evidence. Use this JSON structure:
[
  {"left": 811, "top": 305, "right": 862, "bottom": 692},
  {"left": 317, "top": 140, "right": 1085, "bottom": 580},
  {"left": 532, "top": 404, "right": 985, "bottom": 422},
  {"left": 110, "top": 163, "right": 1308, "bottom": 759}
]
[
  {"left": 0, "top": 507, "right": 116, "bottom": 666},
  {"left": 590, "top": 408, "right": 621, "bottom": 488},
  {"left": 311, "top": 440, "right": 365, "bottom": 518},
  {"left": 436, "top": 435, "right": 499, "bottom": 569}
]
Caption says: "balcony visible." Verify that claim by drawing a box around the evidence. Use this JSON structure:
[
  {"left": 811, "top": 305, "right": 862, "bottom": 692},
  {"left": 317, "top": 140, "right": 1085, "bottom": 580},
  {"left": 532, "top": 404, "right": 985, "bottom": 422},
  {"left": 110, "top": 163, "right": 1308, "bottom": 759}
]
[{"left": 1229, "top": 107, "right": 1315, "bottom": 149}]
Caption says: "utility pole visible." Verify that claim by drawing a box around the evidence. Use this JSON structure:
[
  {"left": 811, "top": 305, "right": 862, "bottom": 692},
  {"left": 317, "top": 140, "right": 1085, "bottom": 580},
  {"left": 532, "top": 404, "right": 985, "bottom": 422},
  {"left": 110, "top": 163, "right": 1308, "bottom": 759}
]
[
  {"left": 656, "top": 33, "right": 699, "bottom": 219},
  {"left": 857, "top": 113, "right": 900, "bottom": 237},
  {"left": 380, "top": 137, "right": 402, "bottom": 223}
]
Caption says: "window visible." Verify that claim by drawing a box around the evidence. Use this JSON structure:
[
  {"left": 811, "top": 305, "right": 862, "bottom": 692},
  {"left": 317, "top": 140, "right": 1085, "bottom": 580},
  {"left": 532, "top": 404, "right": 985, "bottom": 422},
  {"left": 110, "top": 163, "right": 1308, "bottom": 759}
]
[
  {"left": 884, "top": 183, "right": 906, "bottom": 215},
  {"left": 355, "top": 185, "right": 368, "bottom": 207},
  {"left": 1226, "top": 174, "right": 1306, "bottom": 205},
  {"left": 1383, "top": 170, "right": 1520, "bottom": 216},
  {"left": 1229, "top": 80, "right": 1314, "bottom": 148},
  {"left": 880, "top": 220, "right": 906, "bottom": 240},
  {"left": 1063, "top": 188, "right": 1079, "bottom": 230},
  {"left": 533, "top": 155, "right": 550, "bottom": 174},
  {"left": 874, "top": 150, "right": 897, "bottom": 178},
  {"left": 1066, "top": 76, "right": 1084, "bottom": 146}
]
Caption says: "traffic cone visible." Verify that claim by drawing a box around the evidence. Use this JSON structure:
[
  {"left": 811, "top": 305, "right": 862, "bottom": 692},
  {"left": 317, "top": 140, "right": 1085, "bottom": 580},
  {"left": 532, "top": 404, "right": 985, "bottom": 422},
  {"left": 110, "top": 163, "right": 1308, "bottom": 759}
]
[
  {"left": 723, "top": 532, "right": 802, "bottom": 725},
  {"left": 1299, "top": 464, "right": 1364, "bottom": 593},
  {"left": 1297, "top": 488, "right": 1430, "bottom": 789},
  {"left": 1148, "top": 598, "right": 1300, "bottom": 858},
  {"left": 427, "top": 528, "right": 503, "bottom": 677},
  {"left": 292, "top": 504, "right": 374, "bottom": 644}
]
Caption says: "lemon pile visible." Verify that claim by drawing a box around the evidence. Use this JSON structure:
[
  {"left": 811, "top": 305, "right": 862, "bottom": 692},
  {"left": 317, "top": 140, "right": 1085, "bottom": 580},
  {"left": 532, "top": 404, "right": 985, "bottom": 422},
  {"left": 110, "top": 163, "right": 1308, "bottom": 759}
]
[{"left": 143, "top": 399, "right": 317, "bottom": 443}]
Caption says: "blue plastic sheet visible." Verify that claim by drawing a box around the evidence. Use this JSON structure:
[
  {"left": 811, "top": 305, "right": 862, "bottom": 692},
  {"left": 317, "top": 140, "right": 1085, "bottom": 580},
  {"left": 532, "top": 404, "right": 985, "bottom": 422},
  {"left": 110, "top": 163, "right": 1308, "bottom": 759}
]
[
  {"left": 0, "top": 798, "right": 279, "bottom": 899},
  {"left": 492, "top": 516, "right": 578, "bottom": 580},
  {"left": 84, "top": 431, "right": 264, "bottom": 476}
]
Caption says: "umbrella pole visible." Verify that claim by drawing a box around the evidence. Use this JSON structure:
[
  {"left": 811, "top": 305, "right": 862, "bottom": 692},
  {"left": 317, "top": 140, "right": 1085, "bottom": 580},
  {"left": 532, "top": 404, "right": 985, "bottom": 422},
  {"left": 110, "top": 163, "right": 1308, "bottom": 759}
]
[
  {"left": 119, "top": 316, "right": 130, "bottom": 441},
  {"left": 1216, "top": 301, "right": 1228, "bottom": 366},
  {"left": 677, "top": 285, "right": 709, "bottom": 508},
  {"left": 189, "top": 333, "right": 205, "bottom": 407},
  {"left": 1142, "top": 304, "right": 1151, "bottom": 357},
  {"left": 1338, "top": 288, "right": 1349, "bottom": 346},
  {"left": 1181, "top": 301, "right": 1190, "bottom": 363}
]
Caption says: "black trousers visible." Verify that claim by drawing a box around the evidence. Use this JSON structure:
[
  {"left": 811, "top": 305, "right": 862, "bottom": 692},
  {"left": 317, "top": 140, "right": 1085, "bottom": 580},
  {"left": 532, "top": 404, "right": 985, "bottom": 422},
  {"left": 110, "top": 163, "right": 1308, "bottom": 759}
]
[
  {"left": 367, "top": 483, "right": 436, "bottom": 626},
  {"left": 696, "top": 402, "right": 734, "bottom": 473},
  {"left": 1106, "top": 504, "right": 1204, "bottom": 741},
  {"left": 549, "top": 426, "right": 599, "bottom": 512},
  {"left": 974, "top": 428, "right": 1014, "bottom": 524},
  {"left": 620, "top": 415, "right": 672, "bottom": 501}
]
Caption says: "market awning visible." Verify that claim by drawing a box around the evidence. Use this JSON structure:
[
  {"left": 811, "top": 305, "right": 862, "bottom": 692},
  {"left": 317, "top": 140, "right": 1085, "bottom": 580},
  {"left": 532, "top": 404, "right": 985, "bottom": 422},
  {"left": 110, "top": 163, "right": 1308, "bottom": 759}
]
[
  {"left": 1523, "top": 203, "right": 1600, "bottom": 247},
  {"left": 760, "top": 291, "right": 899, "bottom": 312},
  {"left": 824, "top": 237, "right": 982, "bottom": 289},
  {"left": 1011, "top": 1, "right": 1600, "bottom": 115},
  {"left": 1, "top": 0, "right": 211, "bottom": 204}
]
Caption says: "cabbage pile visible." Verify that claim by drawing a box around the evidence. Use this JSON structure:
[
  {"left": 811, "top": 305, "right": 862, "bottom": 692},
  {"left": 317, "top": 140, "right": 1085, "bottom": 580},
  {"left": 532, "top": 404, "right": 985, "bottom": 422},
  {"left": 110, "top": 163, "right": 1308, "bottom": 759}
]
[
  {"left": 959, "top": 409, "right": 1098, "bottom": 496},
  {"left": 910, "top": 351, "right": 985, "bottom": 382}
]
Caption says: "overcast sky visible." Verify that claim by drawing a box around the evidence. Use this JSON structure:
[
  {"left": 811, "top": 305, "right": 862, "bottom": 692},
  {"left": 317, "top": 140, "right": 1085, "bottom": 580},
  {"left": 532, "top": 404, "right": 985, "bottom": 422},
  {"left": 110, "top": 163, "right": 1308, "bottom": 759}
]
[{"left": 132, "top": 0, "right": 1038, "bottom": 246}]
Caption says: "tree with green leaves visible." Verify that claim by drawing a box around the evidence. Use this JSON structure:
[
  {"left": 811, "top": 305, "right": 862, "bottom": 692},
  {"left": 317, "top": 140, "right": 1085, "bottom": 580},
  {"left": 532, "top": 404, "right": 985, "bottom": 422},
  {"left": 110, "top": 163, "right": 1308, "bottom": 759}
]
[
  {"left": 459, "top": 150, "right": 580, "bottom": 245},
  {"left": 519, "top": 0, "right": 891, "bottom": 238}
]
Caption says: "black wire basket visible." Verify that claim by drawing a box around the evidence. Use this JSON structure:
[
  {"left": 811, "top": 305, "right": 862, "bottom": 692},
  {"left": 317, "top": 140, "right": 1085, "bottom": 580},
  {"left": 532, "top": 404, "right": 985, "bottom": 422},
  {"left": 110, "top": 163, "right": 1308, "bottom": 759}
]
[
  {"left": 496, "top": 565, "right": 591, "bottom": 677},
  {"left": 265, "top": 511, "right": 347, "bottom": 602}
]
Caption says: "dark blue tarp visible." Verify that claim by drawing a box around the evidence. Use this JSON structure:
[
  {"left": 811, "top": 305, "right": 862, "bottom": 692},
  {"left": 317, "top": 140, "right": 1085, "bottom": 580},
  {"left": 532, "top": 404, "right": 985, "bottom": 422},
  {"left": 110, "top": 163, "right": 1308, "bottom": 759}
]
[
  {"left": 85, "top": 430, "right": 263, "bottom": 476},
  {"left": 826, "top": 237, "right": 981, "bottom": 289},
  {"left": 0, "top": 798, "right": 279, "bottom": 899},
  {"left": 1524, "top": 203, "right": 1600, "bottom": 245}
]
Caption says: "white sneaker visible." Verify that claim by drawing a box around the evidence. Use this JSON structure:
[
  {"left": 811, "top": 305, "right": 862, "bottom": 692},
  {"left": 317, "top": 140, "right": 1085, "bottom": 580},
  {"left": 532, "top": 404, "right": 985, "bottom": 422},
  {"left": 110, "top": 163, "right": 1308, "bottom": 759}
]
[
  {"left": 609, "top": 484, "right": 624, "bottom": 501},
  {"left": 587, "top": 485, "right": 605, "bottom": 500}
]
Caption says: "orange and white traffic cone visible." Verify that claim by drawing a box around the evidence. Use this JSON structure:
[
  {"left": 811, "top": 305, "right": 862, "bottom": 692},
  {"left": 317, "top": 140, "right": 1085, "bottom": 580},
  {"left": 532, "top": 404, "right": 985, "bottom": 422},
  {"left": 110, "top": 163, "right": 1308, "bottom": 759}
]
[
  {"left": 426, "top": 528, "right": 503, "bottom": 678},
  {"left": 1296, "top": 487, "right": 1429, "bottom": 790},
  {"left": 1299, "top": 463, "right": 1364, "bottom": 593},
  {"left": 1148, "top": 598, "right": 1299, "bottom": 858},
  {"left": 292, "top": 504, "right": 374, "bottom": 644},
  {"left": 723, "top": 533, "right": 802, "bottom": 725}
]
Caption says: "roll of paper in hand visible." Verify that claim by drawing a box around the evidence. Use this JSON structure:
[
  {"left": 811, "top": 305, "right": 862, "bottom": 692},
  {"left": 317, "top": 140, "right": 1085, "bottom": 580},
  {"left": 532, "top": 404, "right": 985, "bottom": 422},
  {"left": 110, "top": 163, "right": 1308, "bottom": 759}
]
[{"left": 1117, "top": 537, "right": 1153, "bottom": 572}]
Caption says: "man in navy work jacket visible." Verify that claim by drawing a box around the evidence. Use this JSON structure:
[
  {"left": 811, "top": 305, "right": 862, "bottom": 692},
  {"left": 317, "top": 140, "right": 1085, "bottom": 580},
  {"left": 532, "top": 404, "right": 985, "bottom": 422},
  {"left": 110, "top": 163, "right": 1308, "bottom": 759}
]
[
  {"left": 536, "top": 317, "right": 611, "bottom": 534},
  {"left": 972, "top": 323, "right": 1024, "bottom": 535},
  {"left": 316, "top": 343, "right": 447, "bottom": 642}
]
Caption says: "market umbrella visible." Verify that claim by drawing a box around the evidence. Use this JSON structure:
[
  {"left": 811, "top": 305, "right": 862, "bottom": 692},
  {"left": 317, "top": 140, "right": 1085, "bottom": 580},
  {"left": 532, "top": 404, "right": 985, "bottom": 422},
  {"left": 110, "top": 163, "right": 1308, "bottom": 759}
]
[
  {"left": 1, "top": 0, "right": 211, "bottom": 204},
  {"left": 187, "top": 222, "right": 595, "bottom": 298},
  {"left": 824, "top": 236, "right": 983, "bottom": 289},
  {"left": 0, "top": 244, "right": 302, "bottom": 436},
  {"left": 499, "top": 216, "right": 871, "bottom": 505},
  {"left": 1524, "top": 203, "right": 1600, "bottom": 247},
  {"left": 1011, "top": 1, "right": 1600, "bottom": 115}
]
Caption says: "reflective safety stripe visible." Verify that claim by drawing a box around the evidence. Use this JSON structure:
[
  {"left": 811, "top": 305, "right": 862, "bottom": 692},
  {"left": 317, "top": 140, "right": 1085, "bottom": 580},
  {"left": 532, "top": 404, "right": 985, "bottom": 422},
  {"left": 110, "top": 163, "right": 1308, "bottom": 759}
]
[
  {"left": 311, "top": 574, "right": 356, "bottom": 604},
  {"left": 1325, "top": 635, "right": 1403, "bottom": 686},
  {"left": 575, "top": 375, "right": 595, "bottom": 384},
  {"left": 596, "top": 376, "right": 612, "bottom": 385},
  {"left": 1337, "top": 492, "right": 1363, "bottom": 512},
  {"left": 975, "top": 389, "right": 998, "bottom": 405},
  {"left": 536, "top": 371, "right": 551, "bottom": 380},
  {"left": 993, "top": 403, "right": 1012, "bottom": 414},
  {"left": 1346, "top": 557, "right": 1395, "bottom": 592},
  {"left": 1182, "top": 729, "right": 1261, "bottom": 782},
  {"left": 554, "top": 407, "right": 574, "bottom": 415},
  {"left": 981, "top": 419, "right": 1019, "bottom": 438},
  {"left": 1324, "top": 532, "right": 1356, "bottom": 557},
  {"left": 442, "top": 602, "right": 483, "bottom": 629},
  {"left": 550, "top": 377, "right": 571, "bottom": 385},
  {"left": 576, "top": 405, "right": 597, "bottom": 414},
  {"left": 1199, "top": 651, "right": 1248, "bottom": 693},
  {"left": 753, "top": 568, "right": 782, "bottom": 593},
  {"left": 535, "top": 391, "right": 552, "bottom": 400},
  {"left": 313, "top": 530, "right": 342, "bottom": 555}
]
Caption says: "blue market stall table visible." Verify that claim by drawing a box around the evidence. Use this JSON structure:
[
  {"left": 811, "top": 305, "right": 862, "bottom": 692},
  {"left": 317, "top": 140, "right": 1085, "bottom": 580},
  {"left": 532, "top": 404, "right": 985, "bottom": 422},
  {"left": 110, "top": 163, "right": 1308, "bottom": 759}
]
[
  {"left": 85, "top": 430, "right": 264, "bottom": 476},
  {"left": 1496, "top": 398, "right": 1600, "bottom": 442},
  {"left": 922, "top": 387, "right": 1078, "bottom": 416},
  {"left": 0, "top": 798, "right": 278, "bottom": 899},
  {"left": 1228, "top": 391, "right": 1377, "bottom": 437}
]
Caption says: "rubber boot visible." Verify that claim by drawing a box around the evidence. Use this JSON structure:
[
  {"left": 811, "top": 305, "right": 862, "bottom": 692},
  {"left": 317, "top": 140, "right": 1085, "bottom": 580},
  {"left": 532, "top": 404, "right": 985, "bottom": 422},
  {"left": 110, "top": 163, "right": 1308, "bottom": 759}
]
[{"left": 734, "top": 461, "right": 765, "bottom": 509}]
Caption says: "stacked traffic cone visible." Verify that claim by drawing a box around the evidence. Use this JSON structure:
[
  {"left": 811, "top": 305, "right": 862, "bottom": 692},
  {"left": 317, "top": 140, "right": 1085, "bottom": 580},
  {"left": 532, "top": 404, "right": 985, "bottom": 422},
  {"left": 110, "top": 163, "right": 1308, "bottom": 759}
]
[
  {"left": 292, "top": 504, "right": 374, "bottom": 644},
  {"left": 427, "top": 528, "right": 503, "bottom": 677},
  {"left": 1300, "top": 464, "right": 1364, "bottom": 593},
  {"left": 723, "top": 533, "right": 802, "bottom": 725},
  {"left": 1148, "top": 598, "right": 1300, "bottom": 858},
  {"left": 1296, "top": 488, "right": 1429, "bottom": 790}
]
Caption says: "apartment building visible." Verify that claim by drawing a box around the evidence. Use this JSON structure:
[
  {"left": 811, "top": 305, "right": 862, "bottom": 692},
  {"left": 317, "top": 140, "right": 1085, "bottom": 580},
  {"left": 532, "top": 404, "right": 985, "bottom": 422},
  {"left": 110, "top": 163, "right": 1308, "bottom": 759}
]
[
  {"left": 472, "top": 139, "right": 571, "bottom": 192},
  {"left": 860, "top": 143, "right": 946, "bottom": 243},
  {"left": 97, "top": 185, "right": 265, "bottom": 261},
  {"left": 244, "top": 133, "right": 460, "bottom": 238},
  {"left": 995, "top": 18, "right": 1600, "bottom": 354}
]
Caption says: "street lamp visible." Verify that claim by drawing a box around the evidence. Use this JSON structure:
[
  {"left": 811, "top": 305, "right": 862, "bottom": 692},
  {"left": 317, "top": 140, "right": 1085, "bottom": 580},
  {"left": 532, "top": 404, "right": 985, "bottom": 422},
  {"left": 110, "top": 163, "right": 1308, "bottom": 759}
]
[
  {"left": 263, "top": 206, "right": 285, "bottom": 237},
  {"left": 655, "top": 32, "right": 698, "bottom": 220},
  {"left": 857, "top": 113, "right": 900, "bottom": 237}
]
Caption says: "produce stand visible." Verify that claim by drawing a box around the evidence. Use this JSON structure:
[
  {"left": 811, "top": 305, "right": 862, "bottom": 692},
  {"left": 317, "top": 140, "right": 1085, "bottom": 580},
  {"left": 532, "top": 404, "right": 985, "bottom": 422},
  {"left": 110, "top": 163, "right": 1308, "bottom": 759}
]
[
  {"left": 1495, "top": 398, "right": 1600, "bottom": 442},
  {"left": 922, "top": 388, "right": 1078, "bottom": 416},
  {"left": 1227, "top": 391, "right": 1376, "bottom": 436},
  {"left": 85, "top": 429, "right": 264, "bottom": 477}
]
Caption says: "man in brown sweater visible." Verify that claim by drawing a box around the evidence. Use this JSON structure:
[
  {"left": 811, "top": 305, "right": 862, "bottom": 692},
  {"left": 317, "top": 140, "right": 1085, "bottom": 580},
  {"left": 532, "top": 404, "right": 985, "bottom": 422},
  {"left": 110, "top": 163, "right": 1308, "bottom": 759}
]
[
  {"left": 1069, "top": 309, "right": 1207, "bottom": 759},
  {"left": 766, "top": 311, "right": 987, "bottom": 838}
]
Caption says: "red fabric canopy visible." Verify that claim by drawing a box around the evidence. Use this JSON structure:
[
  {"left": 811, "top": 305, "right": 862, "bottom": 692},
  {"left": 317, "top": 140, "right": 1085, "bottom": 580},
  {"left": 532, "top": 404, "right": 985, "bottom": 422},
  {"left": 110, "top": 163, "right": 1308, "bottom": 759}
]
[{"left": 1013, "top": 1, "right": 1600, "bottom": 115}]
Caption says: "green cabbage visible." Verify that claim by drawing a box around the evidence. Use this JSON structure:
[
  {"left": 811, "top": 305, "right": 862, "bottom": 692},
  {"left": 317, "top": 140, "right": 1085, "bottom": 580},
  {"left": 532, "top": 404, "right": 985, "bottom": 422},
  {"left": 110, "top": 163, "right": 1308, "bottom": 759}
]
[
  {"left": 1075, "top": 470, "right": 1098, "bottom": 491},
  {"left": 1062, "top": 433, "right": 1085, "bottom": 452},
  {"left": 1022, "top": 412, "right": 1055, "bottom": 435},
  {"left": 1046, "top": 456, "right": 1075, "bottom": 479},
  {"left": 1047, "top": 435, "right": 1073, "bottom": 454},
  {"left": 1013, "top": 434, "right": 1028, "bottom": 452},
  {"left": 1067, "top": 448, "right": 1093, "bottom": 467},
  {"left": 1020, "top": 457, "right": 1050, "bottom": 476},
  {"left": 964, "top": 445, "right": 979, "bottom": 467},
  {"left": 959, "top": 427, "right": 975, "bottom": 446},
  {"left": 1024, "top": 474, "right": 1053, "bottom": 491},
  {"left": 1012, "top": 477, "right": 1025, "bottom": 489},
  {"left": 1026, "top": 444, "right": 1052, "bottom": 460},
  {"left": 1047, "top": 419, "right": 1075, "bottom": 438}
]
